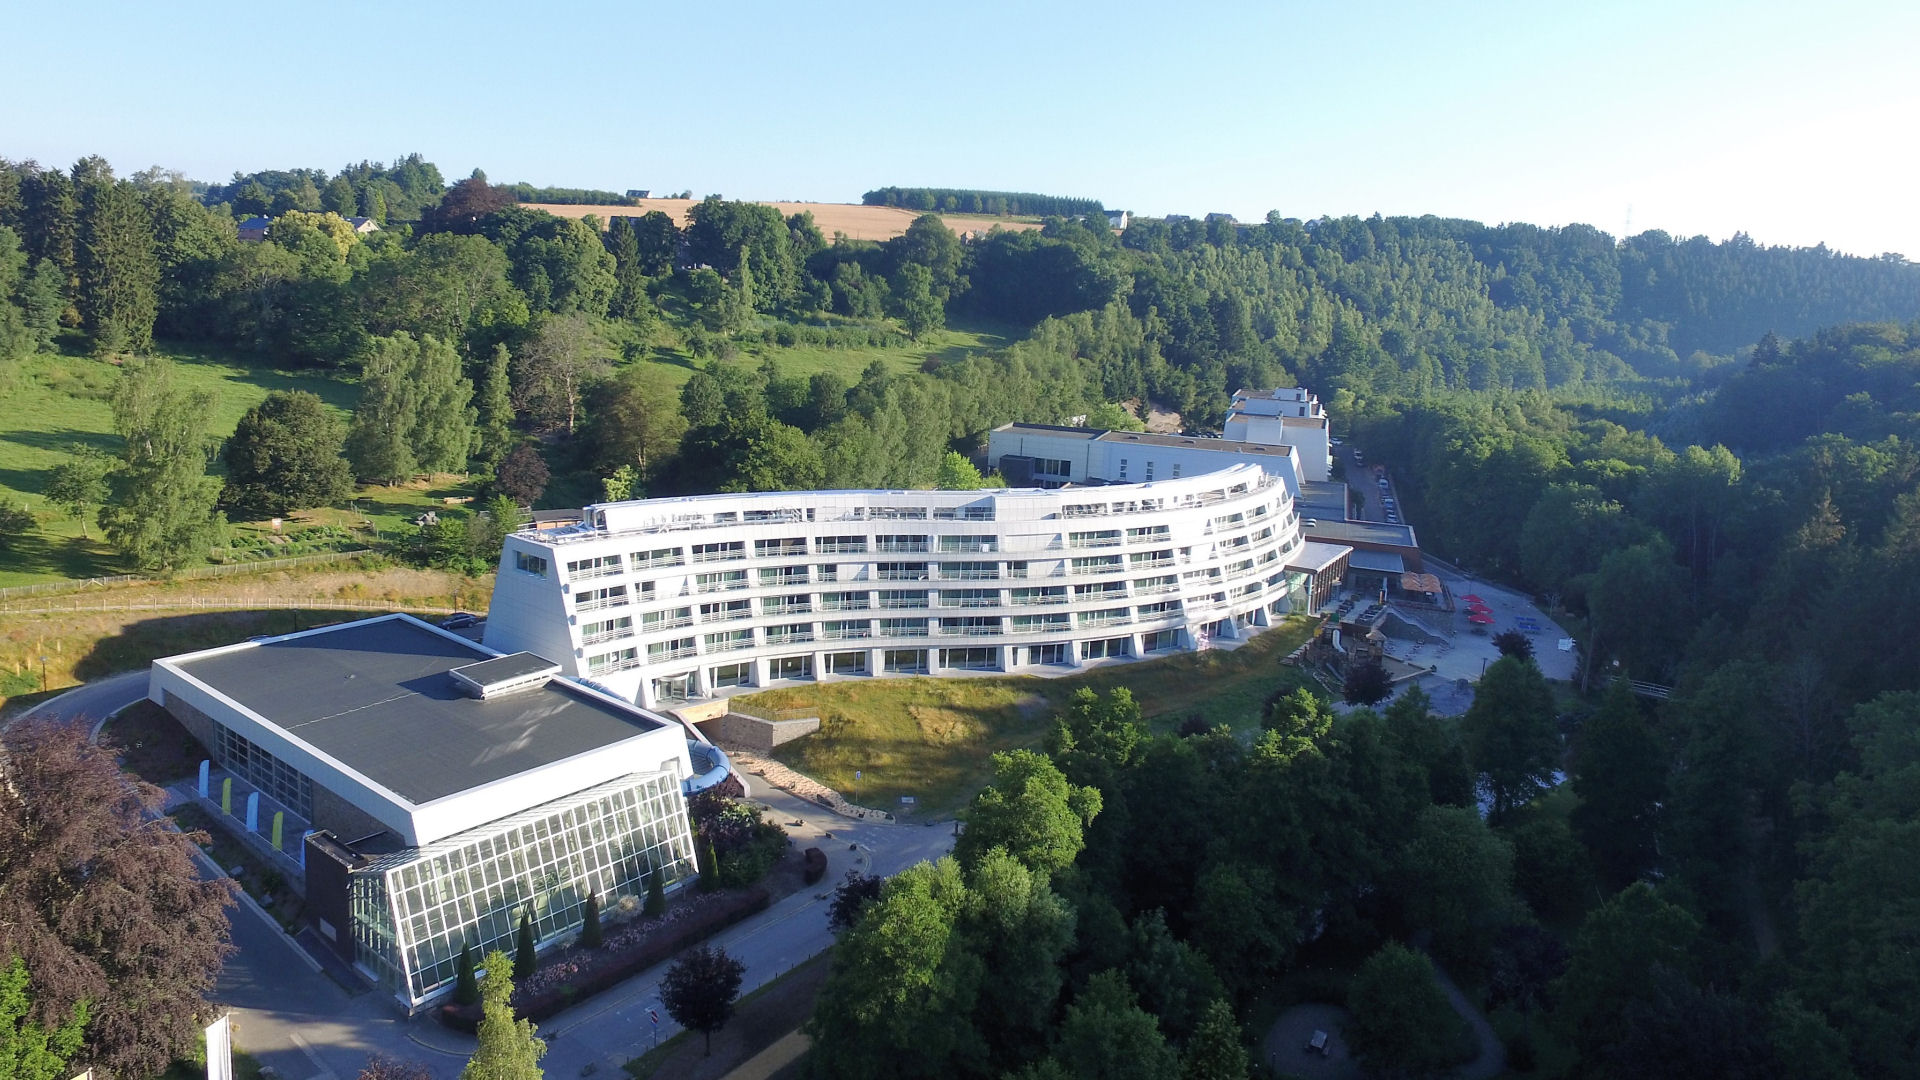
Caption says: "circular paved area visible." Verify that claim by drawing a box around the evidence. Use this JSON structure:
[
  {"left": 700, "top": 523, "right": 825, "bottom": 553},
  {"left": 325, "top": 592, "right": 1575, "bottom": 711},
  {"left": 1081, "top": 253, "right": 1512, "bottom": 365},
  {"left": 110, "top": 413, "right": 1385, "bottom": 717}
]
[{"left": 1263, "top": 1003, "right": 1358, "bottom": 1080}]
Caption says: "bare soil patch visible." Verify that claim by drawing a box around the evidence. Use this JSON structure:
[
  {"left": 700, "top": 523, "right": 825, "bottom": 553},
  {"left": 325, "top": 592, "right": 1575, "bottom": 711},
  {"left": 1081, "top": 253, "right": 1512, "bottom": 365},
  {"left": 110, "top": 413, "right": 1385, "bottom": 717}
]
[{"left": 623, "top": 951, "right": 831, "bottom": 1080}]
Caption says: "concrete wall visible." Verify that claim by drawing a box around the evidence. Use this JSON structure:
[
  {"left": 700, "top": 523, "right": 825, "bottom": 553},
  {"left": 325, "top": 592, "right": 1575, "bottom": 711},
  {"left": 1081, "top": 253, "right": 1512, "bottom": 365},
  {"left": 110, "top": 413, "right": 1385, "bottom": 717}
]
[{"left": 698, "top": 712, "right": 820, "bottom": 754}]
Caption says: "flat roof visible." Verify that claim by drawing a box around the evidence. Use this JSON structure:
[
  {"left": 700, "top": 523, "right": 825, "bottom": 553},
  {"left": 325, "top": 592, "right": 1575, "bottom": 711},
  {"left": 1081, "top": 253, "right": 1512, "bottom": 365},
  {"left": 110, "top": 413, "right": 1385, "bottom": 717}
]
[
  {"left": 1091, "top": 429, "right": 1297, "bottom": 456},
  {"left": 174, "top": 616, "right": 666, "bottom": 805},
  {"left": 1287, "top": 540, "right": 1352, "bottom": 574},
  {"left": 1304, "top": 519, "right": 1420, "bottom": 549},
  {"left": 991, "top": 422, "right": 1103, "bottom": 442},
  {"left": 1348, "top": 550, "right": 1407, "bottom": 572},
  {"left": 1297, "top": 480, "right": 1350, "bottom": 518}
]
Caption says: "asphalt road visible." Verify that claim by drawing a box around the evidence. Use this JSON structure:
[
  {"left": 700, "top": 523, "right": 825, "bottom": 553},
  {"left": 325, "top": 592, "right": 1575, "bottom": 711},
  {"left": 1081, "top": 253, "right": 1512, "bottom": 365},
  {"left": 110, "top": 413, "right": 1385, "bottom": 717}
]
[{"left": 23, "top": 671, "right": 957, "bottom": 1078}]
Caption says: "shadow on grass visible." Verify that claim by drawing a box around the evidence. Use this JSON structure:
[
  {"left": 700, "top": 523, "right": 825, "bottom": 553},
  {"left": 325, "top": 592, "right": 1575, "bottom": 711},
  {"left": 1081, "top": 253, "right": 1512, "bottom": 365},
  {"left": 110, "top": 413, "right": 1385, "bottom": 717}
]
[
  {"left": 0, "top": 528, "right": 122, "bottom": 583},
  {"left": 72, "top": 609, "right": 415, "bottom": 682}
]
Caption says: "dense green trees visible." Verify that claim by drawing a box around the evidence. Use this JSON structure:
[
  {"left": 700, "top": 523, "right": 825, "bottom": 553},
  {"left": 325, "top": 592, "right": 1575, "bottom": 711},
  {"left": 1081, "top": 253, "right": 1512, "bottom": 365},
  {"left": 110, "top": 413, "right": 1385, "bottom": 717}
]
[
  {"left": 1345, "top": 943, "right": 1470, "bottom": 1078},
  {"left": 345, "top": 333, "right": 475, "bottom": 483},
  {"left": 221, "top": 390, "right": 352, "bottom": 517},
  {"left": 464, "top": 949, "right": 543, "bottom": 1080}
]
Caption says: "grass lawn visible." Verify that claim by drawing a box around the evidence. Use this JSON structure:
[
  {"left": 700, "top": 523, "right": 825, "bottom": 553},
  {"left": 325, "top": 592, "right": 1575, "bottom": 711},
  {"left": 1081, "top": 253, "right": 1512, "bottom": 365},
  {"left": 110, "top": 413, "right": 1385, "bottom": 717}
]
[
  {"left": 734, "top": 616, "right": 1319, "bottom": 817},
  {"left": 0, "top": 339, "right": 360, "bottom": 587}
]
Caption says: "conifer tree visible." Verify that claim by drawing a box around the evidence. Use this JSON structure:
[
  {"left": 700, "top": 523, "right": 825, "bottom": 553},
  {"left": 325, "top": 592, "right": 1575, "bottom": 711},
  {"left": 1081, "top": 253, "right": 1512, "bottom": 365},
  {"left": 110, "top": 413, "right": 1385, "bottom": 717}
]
[
  {"left": 644, "top": 866, "right": 666, "bottom": 917},
  {"left": 473, "top": 342, "right": 515, "bottom": 471},
  {"left": 453, "top": 944, "right": 480, "bottom": 1007},
  {"left": 578, "top": 893, "right": 603, "bottom": 949},
  {"left": 513, "top": 912, "right": 537, "bottom": 980},
  {"left": 75, "top": 168, "right": 159, "bottom": 354},
  {"left": 410, "top": 333, "right": 476, "bottom": 476},
  {"left": 346, "top": 334, "right": 424, "bottom": 484}
]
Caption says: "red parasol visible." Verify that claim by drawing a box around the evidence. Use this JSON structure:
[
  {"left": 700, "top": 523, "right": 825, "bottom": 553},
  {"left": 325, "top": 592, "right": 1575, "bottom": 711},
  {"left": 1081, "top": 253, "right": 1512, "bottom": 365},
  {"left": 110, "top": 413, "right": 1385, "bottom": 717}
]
[
  {"left": 1467, "top": 612, "right": 1495, "bottom": 624},
  {"left": 1460, "top": 593, "right": 1485, "bottom": 602},
  {"left": 1468, "top": 603, "right": 1493, "bottom": 613}
]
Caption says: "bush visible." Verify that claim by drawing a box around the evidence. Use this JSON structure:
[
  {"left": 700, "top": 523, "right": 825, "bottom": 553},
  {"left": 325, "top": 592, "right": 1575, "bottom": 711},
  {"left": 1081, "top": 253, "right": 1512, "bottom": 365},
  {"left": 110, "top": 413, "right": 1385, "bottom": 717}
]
[{"left": 802, "top": 847, "right": 828, "bottom": 885}]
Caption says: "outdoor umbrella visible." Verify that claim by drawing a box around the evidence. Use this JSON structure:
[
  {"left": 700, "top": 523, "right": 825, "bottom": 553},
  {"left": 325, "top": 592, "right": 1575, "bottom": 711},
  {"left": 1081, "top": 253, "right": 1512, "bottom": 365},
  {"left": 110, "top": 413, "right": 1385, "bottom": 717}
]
[
  {"left": 1468, "top": 603, "right": 1493, "bottom": 613},
  {"left": 1460, "top": 593, "right": 1485, "bottom": 602},
  {"left": 1467, "top": 612, "right": 1495, "bottom": 624}
]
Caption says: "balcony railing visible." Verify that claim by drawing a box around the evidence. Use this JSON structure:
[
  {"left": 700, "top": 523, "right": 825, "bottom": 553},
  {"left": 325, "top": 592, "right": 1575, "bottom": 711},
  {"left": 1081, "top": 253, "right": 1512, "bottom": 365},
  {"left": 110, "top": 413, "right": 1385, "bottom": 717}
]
[
  {"left": 765, "top": 631, "right": 815, "bottom": 646},
  {"left": 1071, "top": 563, "right": 1123, "bottom": 576},
  {"left": 816, "top": 542, "right": 868, "bottom": 555},
  {"left": 631, "top": 554, "right": 685, "bottom": 569},
  {"left": 876, "top": 543, "right": 930, "bottom": 554},
  {"left": 881, "top": 625, "right": 930, "bottom": 637},
  {"left": 695, "top": 580, "right": 749, "bottom": 593},
  {"left": 568, "top": 564, "right": 624, "bottom": 581},
  {"left": 641, "top": 616, "right": 695, "bottom": 631},
  {"left": 762, "top": 603, "right": 812, "bottom": 617},
  {"left": 936, "top": 597, "right": 1000, "bottom": 608},
  {"left": 820, "top": 599, "right": 871, "bottom": 611},
  {"left": 1129, "top": 558, "right": 1175, "bottom": 571},
  {"left": 692, "top": 549, "right": 746, "bottom": 563},
  {"left": 647, "top": 647, "right": 696, "bottom": 663},
  {"left": 705, "top": 637, "right": 755, "bottom": 653},
  {"left": 937, "top": 569, "right": 1000, "bottom": 581},
  {"left": 575, "top": 596, "right": 630, "bottom": 613},
  {"left": 1134, "top": 583, "right": 1181, "bottom": 596},
  {"left": 700, "top": 609, "right": 750, "bottom": 623},
  {"left": 1078, "top": 616, "right": 1131, "bottom": 630},
  {"left": 822, "top": 627, "right": 872, "bottom": 641},
  {"left": 580, "top": 629, "right": 634, "bottom": 646},
  {"left": 1010, "top": 594, "right": 1068, "bottom": 606},
  {"left": 879, "top": 569, "right": 930, "bottom": 581},
  {"left": 879, "top": 598, "right": 929, "bottom": 609},
  {"left": 1068, "top": 537, "right": 1123, "bottom": 549},
  {"left": 937, "top": 625, "right": 1004, "bottom": 637}
]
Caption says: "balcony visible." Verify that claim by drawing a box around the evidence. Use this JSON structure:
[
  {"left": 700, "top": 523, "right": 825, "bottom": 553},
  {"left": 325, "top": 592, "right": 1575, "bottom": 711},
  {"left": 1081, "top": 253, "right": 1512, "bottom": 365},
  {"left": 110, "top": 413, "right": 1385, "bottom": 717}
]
[
  {"left": 936, "top": 597, "right": 1000, "bottom": 609},
  {"left": 820, "top": 598, "right": 871, "bottom": 611},
  {"left": 822, "top": 626, "right": 873, "bottom": 641},
  {"left": 762, "top": 603, "right": 813, "bottom": 617},
  {"left": 1070, "top": 563, "right": 1123, "bottom": 576},
  {"left": 700, "top": 609, "right": 750, "bottom": 623},
  {"left": 1134, "top": 582, "right": 1181, "bottom": 596},
  {"left": 816, "top": 542, "right": 868, "bottom": 555},
  {"left": 580, "top": 628, "right": 634, "bottom": 646},
  {"left": 568, "top": 564, "right": 624, "bottom": 582},
  {"left": 695, "top": 580, "right": 749, "bottom": 594},
  {"left": 759, "top": 573, "right": 810, "bottom": 588},
  {"left": 705, "top": 637, "right": 755, "bottom": 653},
  {"left": 647, "top": 647, "right": 696, "bottom": 663},
  {"left": 879, "top": 569, "right": 930, "bottom": 581},
  {"left": 692, "top": 548, "right": 746, "bottom": 563},
  {"left": 879, "top": 598, "right": 929, "bottom": 609},
  {"left": 937, "top": 568, "right": 1000, "bottom": 581},
  {"left": 1078, "top": 616, "right": 1131, "bottom": 631},
  {"left": 642, "top": 616, "right": 695, "bottom": 631},
  {"left": 765, "top": 630, "right": 815, "bottom": 646},
  {"left": 937, "top": 625, "right": 1005, "bottom": 637},
  {"left": 880, "top": 625, "right": 930, "bottom": 637},
  {"left": 1129, "top": 558, "right": 1174, "bottom": 571},
  {"left": 631, "top": 553, "right": 685, "bottom": 570},
  {"left": 875, "top": 543, "right": 930, "bottom": 554},
  {"left": 1010, "top": 593, "right": 1068, "bottom": 606}
]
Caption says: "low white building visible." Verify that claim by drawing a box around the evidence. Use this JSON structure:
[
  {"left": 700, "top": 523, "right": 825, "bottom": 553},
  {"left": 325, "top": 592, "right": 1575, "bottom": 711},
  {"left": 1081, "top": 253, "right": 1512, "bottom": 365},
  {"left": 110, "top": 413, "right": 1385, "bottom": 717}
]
[
  {"left": 483, "top": 464, "right": 1333, "bottom": 710},
  {"left": 988, "top": 425, "right": 1307, "bottom": 493}
]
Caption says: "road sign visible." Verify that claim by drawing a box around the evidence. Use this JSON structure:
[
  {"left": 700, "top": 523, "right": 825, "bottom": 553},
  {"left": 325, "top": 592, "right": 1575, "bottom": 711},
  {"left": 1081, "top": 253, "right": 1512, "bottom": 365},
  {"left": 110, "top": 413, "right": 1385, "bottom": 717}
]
[{"left": 649, "top": 1008, "right": 659, "bottom": 1025}]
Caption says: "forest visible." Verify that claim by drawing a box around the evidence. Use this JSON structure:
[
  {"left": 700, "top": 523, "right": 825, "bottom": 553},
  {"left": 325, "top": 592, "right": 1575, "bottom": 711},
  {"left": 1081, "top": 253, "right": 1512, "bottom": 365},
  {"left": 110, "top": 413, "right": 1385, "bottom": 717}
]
[{"left": 1, "top": 150, "right": 1919, "bottom": 1078}]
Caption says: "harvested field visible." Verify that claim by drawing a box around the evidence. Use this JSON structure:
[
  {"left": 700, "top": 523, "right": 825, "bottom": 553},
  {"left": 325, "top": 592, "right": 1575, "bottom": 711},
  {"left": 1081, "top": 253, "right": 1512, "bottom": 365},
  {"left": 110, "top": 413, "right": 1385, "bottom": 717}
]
[{"left": 524, "top": 200, "right": 1044, "bottom": 242}]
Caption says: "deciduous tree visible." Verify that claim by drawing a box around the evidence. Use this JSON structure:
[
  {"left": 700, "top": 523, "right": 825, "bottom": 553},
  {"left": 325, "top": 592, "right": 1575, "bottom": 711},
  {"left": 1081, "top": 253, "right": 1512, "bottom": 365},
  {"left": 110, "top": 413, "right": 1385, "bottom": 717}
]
[
  {"left": 1345, "top": 943, "right": 1469, "bottom": 1079},
  {"left": 220, "top": 390, "right": 352, "bottom": 518},
  {"left": 464, "top": 949, "right": 543, "bottom": 1080},
  {"left": 42, "top": 445, "right": 111, "bottom": 538},
  {"left": 0, "top": 717, "right": 233, "bottom": 1079},
  {"left": 954, "top": 750, "right": 1101, "bottom": 877},
  {"left": 1461, "top": 655, "right": 1560, "bottom": 819},
  {"left": 0, "top": 957, "right": 88, "bottom": 1080},
  {"left": 97, "top": 358, "right": 223, "bottom": 569},
  {"left": 660, "top": 945, "right": 745, "bottom": 1056}
]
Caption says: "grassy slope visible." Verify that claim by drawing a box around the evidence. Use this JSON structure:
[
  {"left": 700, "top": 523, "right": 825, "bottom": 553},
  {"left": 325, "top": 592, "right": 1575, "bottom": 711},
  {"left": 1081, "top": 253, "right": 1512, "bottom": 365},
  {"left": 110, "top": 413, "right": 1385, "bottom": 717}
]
[
  {"left": 0, "top": 342, "right": 359, "bottom": 587},
  {"left": 734, "top": 616, "right": 1320, "bottom": 816}
]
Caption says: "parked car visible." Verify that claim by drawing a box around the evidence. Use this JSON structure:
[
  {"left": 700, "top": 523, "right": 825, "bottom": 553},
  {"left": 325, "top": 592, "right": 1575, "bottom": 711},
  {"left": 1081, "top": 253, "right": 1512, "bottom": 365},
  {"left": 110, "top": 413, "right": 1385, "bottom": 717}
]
[{"left": 441, "top": 612, "right": 480, "bottom": 629}]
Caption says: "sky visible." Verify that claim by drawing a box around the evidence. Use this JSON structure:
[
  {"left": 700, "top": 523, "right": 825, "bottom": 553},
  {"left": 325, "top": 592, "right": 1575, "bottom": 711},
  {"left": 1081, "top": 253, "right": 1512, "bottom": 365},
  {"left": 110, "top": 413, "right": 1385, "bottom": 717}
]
[{"left": 8, "top": 0, "right": 1918, "bottom": 258}]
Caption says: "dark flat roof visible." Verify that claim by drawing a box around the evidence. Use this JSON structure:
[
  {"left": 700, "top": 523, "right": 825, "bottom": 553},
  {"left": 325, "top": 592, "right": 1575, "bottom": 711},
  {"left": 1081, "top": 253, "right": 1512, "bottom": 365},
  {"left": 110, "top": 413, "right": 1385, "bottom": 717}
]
[
  {"left": 177, "top": 616, "right": 663, "bottom": 804},
  {"left": 453, "top": 652, "right": 559, "bottom": 688},
  {"left": 1305, "top": 520, "right": 1420, "bottom": 549}
]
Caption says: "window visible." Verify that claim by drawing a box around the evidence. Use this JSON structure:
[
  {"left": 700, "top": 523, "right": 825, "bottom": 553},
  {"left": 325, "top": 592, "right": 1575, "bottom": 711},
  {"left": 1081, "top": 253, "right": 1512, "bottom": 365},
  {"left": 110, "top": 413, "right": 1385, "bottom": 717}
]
[
  {"left": 1027, "top": 643, "right": 1069, "bottom": 665},
  {"left": 692, "top": 541, "right": 745, "bottom": 562},
  {"left": 695, "top": 570, "right": 748, "bottom": 593},
  {"left": 939, "top": 535, "right": 998, "bottom": 553},
  {"left": 939, "top": 616, "right": 1003, "bottom": 637},
  {"left": 700, "top": 599, "right": 752, "bottom": 622},
  {"left": 816, "top": 535, "right": 868, "bottom": 554},
  {"left": 878, "top": 590, "right": 929, "bottom": 608},
  {"left": 1079, "top": 636, "right": 1132, "bottom": 660},
  {"left": 631, "top": 547, "right": 684, "bottom": 569},
  {"left": 1136, "top": 599, "right": 1183, "bottom": 619},
  {"left": 514, "top": 551, "right": 548, "bottom": 577},
  {"left": 1172, "top": 463, "right": 1182, "bottom": 478},
  {"left": 884, "top": 649, "right": 928, "bottom": 674},
  {"left": 1011, "top": 613, "right": 1070, "bottom": 633},
  {"left": 759, "top": 566, "right": 809, "bottom": 587},
  {"left": 875, "top": 535, "right": 930, "bottom": 553},
  {"left": 820, "top": 591, "right": 870, "bottom": 610},
  {"left": 1078, "top": 606, "right": 1130, "bottom": 629},
  {"left": 1034, "top": 458, "right": 1071, "bottom": 478},
  {"left": 1074, "top": 581, "right": 1126, "bottom": 600},
  {"left": 1126, "top": 525, "right": 1170, "bottom": 544},
  {"left": 938, "top": 647, "right": 999, "bottom": 670},
  {"left": 580, "top": 616, "right": 634, "bottom": 645},
  {"left": 703, "top": 629, "right": 754, "bottom": 653},
  {"left": 938, "top": 588, "right": 999, "bottom": 608},
  {"left": 765, "top": 623, "right": 814, "bottom": 645},
  {"left": 938, "top": 561, "right": 998, "bottom": 580},
  {"left": 567, "top": 554, "right": 623, "bottom": 581},
  {"left": 877, "top": 562, "right": 929, "bottom": 581},
  {"left": 1145, "top": 461, "right": 1154, "bottom": 481},
  {"left": 880, "top": 618, "right": 929, "bottom": 637},
  {"left": 1070, "top": 555, "right": 1123, "bottom": 575},
  {"left": 755, "top": 538, "right": 808, "bottom": 558},
  {"left": 1010, "top": 586, "right": 1067, "bottom": 605},
  {"left": 575, "top": 584, "right": 628, "bottom": 611},
  {"left": 213, "top": 724, "right": 313, "bottom": 817},
  {"left": 823, "top": 620, "right": 871, "bottom": 640},
  {"left": 642, "top": 606, "right": 693, "bottom": 630},
  {"left": 761, "top": 594, "right": 812, "bottom": 616},
  {"left": 826, "top": 652, "right": 867, "bottom": 675},
  {"left": 647, "top": 637, "right": 696, "bottom": 662},
  {"left": 1142, "top": 629, "right": 1181, "bottom": 652},
  {"left": 587, "top": 647, "right": 641, "bottom": 674},
  {"left": 1069, "top": 530, "right": 1122, "bottom": 548},
  {"left": 1118, "top": 458, "right": 1128, "bottom": 480},
  {"left": 1133, "top": 575, "right": 1178, "bottom": 595},
  {"left": 710, "top": 662, "right": 753, "bottom": 689},
  {"left": 770, "top": 655, "right": 812, "bottom": 680}
]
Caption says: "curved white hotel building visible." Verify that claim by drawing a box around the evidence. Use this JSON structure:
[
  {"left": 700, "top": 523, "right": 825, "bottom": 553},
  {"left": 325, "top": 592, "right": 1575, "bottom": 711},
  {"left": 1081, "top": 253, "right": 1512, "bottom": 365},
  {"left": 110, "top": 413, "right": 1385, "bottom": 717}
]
[{"left": 484, "top": 463, "right": 1347, "bottom": 710}]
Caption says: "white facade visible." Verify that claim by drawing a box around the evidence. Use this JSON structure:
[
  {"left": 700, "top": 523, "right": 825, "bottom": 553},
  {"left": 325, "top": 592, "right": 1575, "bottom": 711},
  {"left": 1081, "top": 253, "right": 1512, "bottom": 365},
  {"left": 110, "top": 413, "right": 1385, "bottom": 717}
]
[
  {"left": 484, "top": 464, "right": 1314, "bottom": 709},
  {"left": 1225, "top": 387, "right": 1332, "bottom": 482},
  {"left": 987, "top": 426, "right": 1306, "bottom": 494}
]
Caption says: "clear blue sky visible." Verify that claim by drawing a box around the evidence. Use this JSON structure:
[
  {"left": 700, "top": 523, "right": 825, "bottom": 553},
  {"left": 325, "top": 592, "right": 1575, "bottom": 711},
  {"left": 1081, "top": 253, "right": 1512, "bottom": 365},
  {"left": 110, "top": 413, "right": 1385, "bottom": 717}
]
[{"left": 9, "top": 0, "right": 1917, "bottom": 257}]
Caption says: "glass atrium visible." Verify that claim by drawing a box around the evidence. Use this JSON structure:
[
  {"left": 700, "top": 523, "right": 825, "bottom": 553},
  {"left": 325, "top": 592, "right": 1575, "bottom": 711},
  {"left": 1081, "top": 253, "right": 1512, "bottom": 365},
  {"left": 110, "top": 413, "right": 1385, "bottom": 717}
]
[{"left": 349, "top": 770, "right": 695, "bottom": 1004}]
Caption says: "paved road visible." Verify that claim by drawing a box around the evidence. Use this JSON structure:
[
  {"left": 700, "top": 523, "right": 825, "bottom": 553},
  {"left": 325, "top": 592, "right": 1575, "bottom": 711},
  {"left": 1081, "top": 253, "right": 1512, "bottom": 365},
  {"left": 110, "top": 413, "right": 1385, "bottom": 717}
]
[{"left": 26, "top": 672, "right": 955, "bottom": 1077}]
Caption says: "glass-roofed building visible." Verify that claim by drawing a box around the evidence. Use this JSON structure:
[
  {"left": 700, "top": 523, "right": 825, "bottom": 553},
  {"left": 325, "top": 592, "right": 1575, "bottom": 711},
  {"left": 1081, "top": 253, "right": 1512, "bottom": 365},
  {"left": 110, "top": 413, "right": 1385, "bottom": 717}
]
[{"left": 148, "top": 613, "right": 711, "bottom": 1008}]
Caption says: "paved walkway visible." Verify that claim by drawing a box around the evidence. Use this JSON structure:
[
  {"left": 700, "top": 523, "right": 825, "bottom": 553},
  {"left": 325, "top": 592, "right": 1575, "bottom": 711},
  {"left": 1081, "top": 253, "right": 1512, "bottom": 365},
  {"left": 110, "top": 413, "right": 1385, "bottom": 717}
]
[{"left": 724, "top": 747, "right": 895, "bottom": 822}]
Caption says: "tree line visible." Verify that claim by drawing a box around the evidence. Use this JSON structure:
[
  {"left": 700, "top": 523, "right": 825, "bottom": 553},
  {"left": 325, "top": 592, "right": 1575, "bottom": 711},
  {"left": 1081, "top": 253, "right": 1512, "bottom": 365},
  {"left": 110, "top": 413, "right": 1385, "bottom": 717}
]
[{"left": 862, "top": 187, "right": 1105, "bottom": 217}]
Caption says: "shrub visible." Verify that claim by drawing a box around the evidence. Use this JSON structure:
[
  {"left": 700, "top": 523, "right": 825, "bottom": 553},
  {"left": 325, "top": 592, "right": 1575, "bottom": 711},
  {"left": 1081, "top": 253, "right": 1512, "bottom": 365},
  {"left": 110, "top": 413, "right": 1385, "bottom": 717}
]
[{"left": 802, "top": 847, "right": 828, "bottom": 885}]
